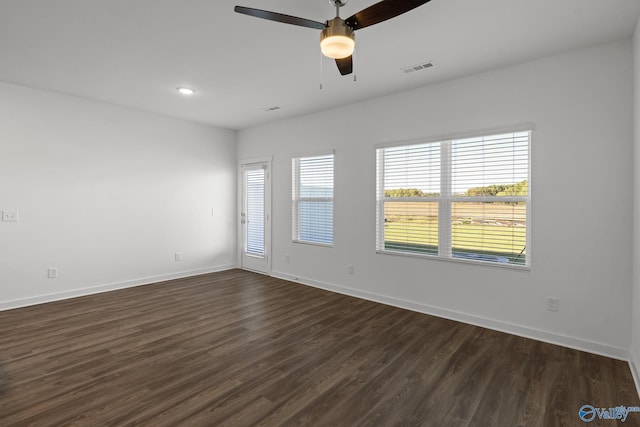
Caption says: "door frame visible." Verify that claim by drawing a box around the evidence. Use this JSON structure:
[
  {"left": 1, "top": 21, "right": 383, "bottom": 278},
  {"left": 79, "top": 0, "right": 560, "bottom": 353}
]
[{"left": 238, "top": 156, "right": 272, "bottom": 274}]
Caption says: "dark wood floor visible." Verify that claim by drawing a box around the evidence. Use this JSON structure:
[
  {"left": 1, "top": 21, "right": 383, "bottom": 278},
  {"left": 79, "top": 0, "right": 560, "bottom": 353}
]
[{"left": 0, "top": 269, "right": 638, "bottom": 426}]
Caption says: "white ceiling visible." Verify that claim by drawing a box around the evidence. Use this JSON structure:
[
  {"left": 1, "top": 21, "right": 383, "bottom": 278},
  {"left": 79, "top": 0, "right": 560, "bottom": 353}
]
[{"left": 1, "top": 0, "right": 639, "bottom": 130}]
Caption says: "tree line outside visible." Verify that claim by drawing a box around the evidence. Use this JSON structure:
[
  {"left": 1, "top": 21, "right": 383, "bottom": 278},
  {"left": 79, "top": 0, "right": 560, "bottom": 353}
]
[{"left": 384, "top": 180, "right": 528, "bottom": 198}]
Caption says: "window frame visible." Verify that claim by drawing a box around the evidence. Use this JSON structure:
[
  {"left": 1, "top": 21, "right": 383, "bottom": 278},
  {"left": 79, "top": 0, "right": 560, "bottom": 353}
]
[
  {"left": 292, "top": 150, "right": 335, "bottom": 247},
  {"left": 376, "top": 126, "right": 532, "bottom": 269}
]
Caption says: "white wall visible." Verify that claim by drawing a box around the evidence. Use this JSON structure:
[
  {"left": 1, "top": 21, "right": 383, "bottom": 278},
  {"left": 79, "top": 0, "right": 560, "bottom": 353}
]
[
  {"left": 0, "top": 82, "right": 237, "bottom": 309},
  {"left": 238, "top": 39, "right": 634, "bottom": 358},
  {"left": 632, "top": 17, "right": 640, "bottom": 391}
]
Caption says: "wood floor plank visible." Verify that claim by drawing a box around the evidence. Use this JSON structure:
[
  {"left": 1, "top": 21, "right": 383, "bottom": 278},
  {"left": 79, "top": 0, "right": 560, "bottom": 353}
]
[{"left": 0, "top": 269, "right": 638, "bottom": 426}]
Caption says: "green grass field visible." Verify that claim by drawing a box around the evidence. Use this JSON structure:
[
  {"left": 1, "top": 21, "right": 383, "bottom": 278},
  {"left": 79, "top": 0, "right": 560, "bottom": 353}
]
[{"left": 383, "top": 201, "right": 527, "bottom": 264}]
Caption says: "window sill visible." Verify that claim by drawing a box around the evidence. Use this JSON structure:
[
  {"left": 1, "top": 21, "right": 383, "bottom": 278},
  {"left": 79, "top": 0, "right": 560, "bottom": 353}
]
[
  {"left": 376, "top": 249, "right": 531, "bottom": 271},
  {"left": 293, "top": 240, "right": 333, "bottom": 248}
]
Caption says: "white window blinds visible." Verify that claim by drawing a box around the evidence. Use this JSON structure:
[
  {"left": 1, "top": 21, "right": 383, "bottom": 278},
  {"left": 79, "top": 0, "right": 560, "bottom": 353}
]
[
  {"left": 245, "top": 168, "right": 265, "bottom": 256},
  {"left": 292, "top": 153, "right": 334, "bottom": 246},
  {"left": 378, "top": 143, "right": 440, "bottom": 255},
  {"left": 377, "top": 130, "right": 530, "bottom": 267}
]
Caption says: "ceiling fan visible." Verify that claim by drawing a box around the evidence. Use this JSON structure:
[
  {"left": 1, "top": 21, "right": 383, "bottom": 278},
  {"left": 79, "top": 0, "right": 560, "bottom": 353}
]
[{"left": 234, "top": 0, "right": 432, "bottom": 76}]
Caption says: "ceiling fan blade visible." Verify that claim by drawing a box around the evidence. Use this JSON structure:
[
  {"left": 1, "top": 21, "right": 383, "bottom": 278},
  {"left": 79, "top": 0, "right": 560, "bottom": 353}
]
[
  {"left": 234, "top": 6, "right": 326, "bottom": 30},
  {"left": 335, "top": 56, "right": 353, "bottom": 76},
  {"left": 345, "top": 0, "right": 431, "bottom": 31}
]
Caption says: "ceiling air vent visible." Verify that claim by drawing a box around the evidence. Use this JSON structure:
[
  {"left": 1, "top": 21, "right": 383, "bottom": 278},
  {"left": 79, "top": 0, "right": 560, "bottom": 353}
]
[{"left": 402, "top": 61, "right": 434, "bottom": 74}]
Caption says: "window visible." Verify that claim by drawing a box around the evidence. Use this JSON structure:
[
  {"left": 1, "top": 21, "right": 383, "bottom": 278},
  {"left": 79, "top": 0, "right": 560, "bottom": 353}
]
[
  {"left": 292, "top": 152, "right": 334, "bottom": 245},
  {"left": 376, "top": 130, "right": 530, "bottom": 267},
  {"left": 244, "top": 167, "right": 265, "bottom": 256}
]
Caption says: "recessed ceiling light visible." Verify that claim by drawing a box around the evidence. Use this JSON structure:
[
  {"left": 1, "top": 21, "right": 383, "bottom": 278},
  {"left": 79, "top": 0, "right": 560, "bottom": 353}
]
[{"left": 177, "top": 87, "right": 195, "bottom": 96}]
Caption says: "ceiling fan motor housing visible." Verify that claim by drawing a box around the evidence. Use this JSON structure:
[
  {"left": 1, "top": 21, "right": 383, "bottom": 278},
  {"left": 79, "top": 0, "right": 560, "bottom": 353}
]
[{"left": 320, "top": 17, "right": 355, "bottom": 59}]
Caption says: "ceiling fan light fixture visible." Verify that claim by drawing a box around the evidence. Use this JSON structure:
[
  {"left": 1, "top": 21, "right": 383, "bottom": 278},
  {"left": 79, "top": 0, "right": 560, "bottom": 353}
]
[
  {"left": 320, "top": 35, "right": 354, "bottom": 59},
  {"left": 320, "top": 18, "right": 354, "bottom": 59}
]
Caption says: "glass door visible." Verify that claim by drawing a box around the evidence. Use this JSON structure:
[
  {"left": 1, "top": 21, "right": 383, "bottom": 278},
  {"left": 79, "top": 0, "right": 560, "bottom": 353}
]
[{"left": 241, "top": 161, "right": 271, "bottom": 273}]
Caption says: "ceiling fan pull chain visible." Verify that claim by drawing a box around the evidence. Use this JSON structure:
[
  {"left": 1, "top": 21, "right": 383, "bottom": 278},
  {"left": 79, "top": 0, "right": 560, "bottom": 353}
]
[
  {"left": 353, "top": 51, "right": 356, "bottom": 82},
  {"left": 319, "top": 51, "right": 324, "bottom": 90}
]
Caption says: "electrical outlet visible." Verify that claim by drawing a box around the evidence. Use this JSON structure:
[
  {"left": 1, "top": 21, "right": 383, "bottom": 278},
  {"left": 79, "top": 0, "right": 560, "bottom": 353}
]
[
  {"left": 2, "top": 210, "right": 19, "bottom": 222},
  {"left": 547, "top": 297, "right": 559, "bottom": 312},
  {"left": 175, "top": 252, "right": 181, "bottom": 262},
  {"left": 348, "top": 265, "right": 354, "bottom": 275},
  {"left": 284, "top": 254, "right": 290, "bottom": 263},
  {"left": 48, "top": 267, "right": 58, "bottom": 279}
]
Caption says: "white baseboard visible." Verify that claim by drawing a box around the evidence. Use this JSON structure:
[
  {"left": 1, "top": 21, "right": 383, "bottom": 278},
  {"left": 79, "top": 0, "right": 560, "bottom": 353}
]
[
  {"left": 0, "top": 264, "right": 236, "bottom": 312},
  {"left": 271, "top": 270, "right": 629, "bottom": 361},
  {"left": 631, "top": 351, "right": 640, "bottom": 400}
]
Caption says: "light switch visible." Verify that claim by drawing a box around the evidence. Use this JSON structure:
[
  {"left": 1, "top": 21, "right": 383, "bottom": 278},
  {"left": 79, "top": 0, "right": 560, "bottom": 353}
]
[{"left": 2, "top": 211, "right": 19, "bottom": 222}]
